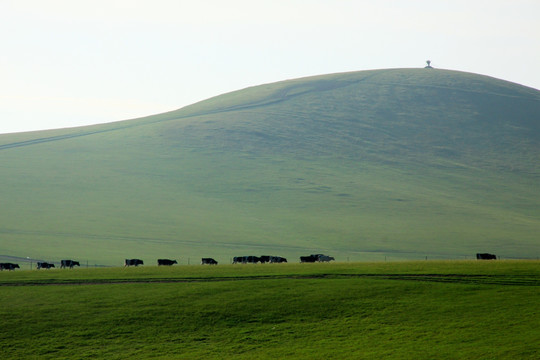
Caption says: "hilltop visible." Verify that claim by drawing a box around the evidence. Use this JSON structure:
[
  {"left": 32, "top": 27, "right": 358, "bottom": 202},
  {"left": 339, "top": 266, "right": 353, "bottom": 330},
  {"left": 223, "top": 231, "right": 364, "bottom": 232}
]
[{"left": 0, "top": 68, "right": 539, "bottom": 265}]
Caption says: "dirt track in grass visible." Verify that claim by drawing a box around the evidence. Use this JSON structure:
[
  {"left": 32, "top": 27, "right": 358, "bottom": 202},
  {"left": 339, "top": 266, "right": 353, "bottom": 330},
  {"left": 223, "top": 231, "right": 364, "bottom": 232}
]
[{"left": 1, "top": 273, "right": 538, "bottom": 287}]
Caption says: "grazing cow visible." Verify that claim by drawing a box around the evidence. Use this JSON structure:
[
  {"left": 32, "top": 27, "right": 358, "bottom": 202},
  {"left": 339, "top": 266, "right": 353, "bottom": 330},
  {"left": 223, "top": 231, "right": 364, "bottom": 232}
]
[
  {"left": 318, "top": 255, "right": 335, "bottom": 262},
  {"left": 0, "top": 263, "right": 20, "bottom": 271},
  {"left": 201, "top": 258, "right": 218, "bottom": 265},
  {"left": 300, "top": 255, "right": 319, "bottom": 263},
  {"left": 269, "top": 256, "right": 287, "bottom": 263},
  {"left": 157, "top": 259, "right": 177, "bottom": 266},
  {"left": 476, "top": 253, "right": 497, "bottom": 260},
  {"left": 124, "top": 259, "right": 144, "bottom": 267},
  {"left": 60, "top": 260, "right": 80, "bottom": 269},
  {"left": 37, "top": 262, "right": 55, "bottom": 269},
  {"left": 259, "top": 255, "right": 271, "bottom": 264}
]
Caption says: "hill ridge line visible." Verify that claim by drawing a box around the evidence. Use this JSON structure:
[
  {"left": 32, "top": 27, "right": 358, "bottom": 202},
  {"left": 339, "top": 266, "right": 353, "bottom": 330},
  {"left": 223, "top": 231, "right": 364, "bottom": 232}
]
[
  {"left": 198, "top": 71, "right": 385, "bottom": 114},
  {"left": 2, "top": 69, "right": 537, "bottom": 151},
  {"left": 0, "top": 71, "right": 387, "bottom": 151}
]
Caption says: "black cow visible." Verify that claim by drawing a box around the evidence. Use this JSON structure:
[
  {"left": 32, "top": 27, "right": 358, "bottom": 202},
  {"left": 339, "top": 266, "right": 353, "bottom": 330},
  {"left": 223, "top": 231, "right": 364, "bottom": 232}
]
[
  {"left": 260, "top": 255, "right": 271, "bottom": 264},
  {"left": 233, "top": 256, "right": 260, "bottom": 264},
  {"left": 157, "top": 259, "right": 177, "bottom": 266},
  {"left": 270, "top": 256, "right": 287, "bottom": 263},
  {"left": 60, "top": 260, "right": 80, "bottom": 269},
  {"left": 300, "top": 255, "right": 319, "bottom": 263},
  {"left": 201, "top": 258, "right": 218, "bottom": 265},
  {"left": 476, "top": 253, "right": 497, "bottom": 260},
  {"left": 0, "top": 263, "right": 20, "bottom": 271},
  {"left": 37, "top": 262, "right": 55, "bottom": 269},
  {"left": 124, "top": 259, "right": 144, "bottom": 267}
]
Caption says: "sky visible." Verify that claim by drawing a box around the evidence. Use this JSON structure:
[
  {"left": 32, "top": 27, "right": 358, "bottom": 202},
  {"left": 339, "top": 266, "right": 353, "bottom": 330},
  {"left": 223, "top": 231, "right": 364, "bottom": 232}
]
[{"left": 1, "top": 0, "right": 539, "bottom": 134}]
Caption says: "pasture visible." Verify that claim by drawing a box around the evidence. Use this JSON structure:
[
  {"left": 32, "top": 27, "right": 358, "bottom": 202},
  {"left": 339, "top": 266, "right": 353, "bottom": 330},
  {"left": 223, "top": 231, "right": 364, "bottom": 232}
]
[
  {"left": 1, "top": 261, "right": 539, "bottom": 359},
  {"left": 1, "top": 69, "right": 539, "bottom": 264}
]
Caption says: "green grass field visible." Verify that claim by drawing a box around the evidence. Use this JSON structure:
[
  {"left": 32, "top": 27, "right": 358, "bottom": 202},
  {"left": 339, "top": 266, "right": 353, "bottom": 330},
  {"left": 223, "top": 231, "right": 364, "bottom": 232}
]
[
  {"left": 1, "top": 69, "right": 539, "bottom": 265},
  {"left": 1, "top": 261, "right": 539, "bottom": 359}
]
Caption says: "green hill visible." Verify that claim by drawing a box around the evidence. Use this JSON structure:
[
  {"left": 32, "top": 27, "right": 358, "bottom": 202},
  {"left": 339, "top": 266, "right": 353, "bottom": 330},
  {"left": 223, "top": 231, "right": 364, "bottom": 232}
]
[{"left": 1, "top": 68, "right": 539, "bottom": 265}]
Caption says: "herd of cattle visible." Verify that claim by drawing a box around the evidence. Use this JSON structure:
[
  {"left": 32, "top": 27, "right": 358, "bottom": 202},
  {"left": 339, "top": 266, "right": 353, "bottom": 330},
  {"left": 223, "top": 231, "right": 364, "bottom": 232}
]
[
  {"left": 127, "top": 254, "right": 331, "bottom": 266},
  {"left": 0, "top": 254, "right": 333, "bottom": 270},
  {"left": 0, "top": 253, "right": 499, "bottom": 271},
  {"left": 127, "top": 254, "right": 328, "bottom": 267},
  {"left": 0, "top": 260, "right": 81, "bottom": 270}
]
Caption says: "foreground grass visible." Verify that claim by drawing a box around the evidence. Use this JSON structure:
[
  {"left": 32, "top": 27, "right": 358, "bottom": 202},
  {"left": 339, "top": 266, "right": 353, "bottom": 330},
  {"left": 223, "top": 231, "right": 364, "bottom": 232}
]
[
  {"left": 1, "top": 260, "right": 539, "bottom": 284},
  {"left": 1, "top": 261, "right": 539, "bottom": 359}
]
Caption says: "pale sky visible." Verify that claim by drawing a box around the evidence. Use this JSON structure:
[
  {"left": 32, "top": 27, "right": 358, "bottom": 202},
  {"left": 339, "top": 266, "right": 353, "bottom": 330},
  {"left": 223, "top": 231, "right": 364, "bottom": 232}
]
[{"left": 1, "top": 0, "right": 539, "bottom": 134}]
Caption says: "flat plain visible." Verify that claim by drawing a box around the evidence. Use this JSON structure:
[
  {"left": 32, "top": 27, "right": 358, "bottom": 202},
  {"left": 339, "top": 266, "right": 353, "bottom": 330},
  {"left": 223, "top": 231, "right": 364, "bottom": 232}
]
[{"left": 1, "top": 261, "right": 539, "bottom": 359}]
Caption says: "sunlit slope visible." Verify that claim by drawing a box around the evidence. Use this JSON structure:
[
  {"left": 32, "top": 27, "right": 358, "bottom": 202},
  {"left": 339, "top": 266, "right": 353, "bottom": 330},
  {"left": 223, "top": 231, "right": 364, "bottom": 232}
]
[{"left": 1, "top": 68, "right": 539, "bottom": 265}]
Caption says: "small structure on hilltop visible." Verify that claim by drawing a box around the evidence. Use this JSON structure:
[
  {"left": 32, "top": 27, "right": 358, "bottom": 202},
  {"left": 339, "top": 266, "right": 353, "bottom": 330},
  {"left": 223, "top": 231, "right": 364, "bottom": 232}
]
[{"left": 425, "top": 60, "right": 433, "bottom": 69}]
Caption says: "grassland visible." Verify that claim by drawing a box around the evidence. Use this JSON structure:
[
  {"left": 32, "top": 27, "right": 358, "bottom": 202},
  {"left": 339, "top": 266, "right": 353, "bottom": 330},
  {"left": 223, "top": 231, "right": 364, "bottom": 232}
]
[
  {"left": 0, "top": 69, "right": 539, "bottom": 264},
  {"left": 1, "top": 261, "right": 539, "bottom": 359}
]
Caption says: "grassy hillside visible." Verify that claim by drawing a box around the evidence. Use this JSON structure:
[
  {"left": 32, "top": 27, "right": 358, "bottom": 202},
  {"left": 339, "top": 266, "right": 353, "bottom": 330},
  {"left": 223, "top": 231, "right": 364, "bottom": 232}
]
[
  {"left": 0, "top": 68, "right": 539, "bottom": 265},
  {"left": 1, "top": 261, "right": 539, "bottom": 359}
]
